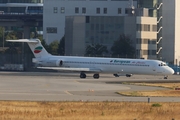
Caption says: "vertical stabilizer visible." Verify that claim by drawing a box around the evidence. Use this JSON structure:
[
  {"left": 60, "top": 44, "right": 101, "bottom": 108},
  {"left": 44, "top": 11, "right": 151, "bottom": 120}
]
[{"left": 6, "top": 39, "right": 51, "bottom": 58}]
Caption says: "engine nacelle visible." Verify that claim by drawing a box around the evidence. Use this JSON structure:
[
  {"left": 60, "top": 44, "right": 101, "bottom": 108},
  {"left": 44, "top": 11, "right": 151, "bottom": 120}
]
[{"left": 56, "top": 60, "right": 63, "bottom": 67}]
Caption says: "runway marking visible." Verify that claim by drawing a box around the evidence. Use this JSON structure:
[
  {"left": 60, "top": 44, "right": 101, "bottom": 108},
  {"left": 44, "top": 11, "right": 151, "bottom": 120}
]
[
  {"left": 41, "top": 84, "right": 49, "bottom": 87},
  {"left": 64, "top": 91, "right": 73, "bottom": 95},
  {"left": 74, "top": 80, "right": 80, "bottom": 83},
  {"left": 0, "top": 93, "right": 64, "bottom": 95}
]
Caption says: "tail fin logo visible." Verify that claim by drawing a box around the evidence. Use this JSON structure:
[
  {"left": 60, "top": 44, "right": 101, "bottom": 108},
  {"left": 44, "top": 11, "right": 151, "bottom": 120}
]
[{"left": 34, "top": 46, "right": 43, "bottom": 54}]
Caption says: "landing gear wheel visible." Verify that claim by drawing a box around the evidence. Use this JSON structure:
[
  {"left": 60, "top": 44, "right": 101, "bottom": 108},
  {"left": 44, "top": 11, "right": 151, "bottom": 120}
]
[
  {"left": 93, "top": 74, "right": 99, "bottom": 79},
  {"left": 126, "top": 74, "right": 132, "bottom": 77},
  {"left": 80, "top": 73, "right": 86, "bottom": 78},
  {"left": 164, "top": 76, "right": 168, "bottom": 79},
  {"left": 113, "top": 74, "right": 119, "bottom": 77}
]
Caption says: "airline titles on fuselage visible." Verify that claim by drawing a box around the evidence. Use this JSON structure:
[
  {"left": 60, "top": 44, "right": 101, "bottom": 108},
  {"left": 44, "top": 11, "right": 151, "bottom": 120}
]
[{"left": 111, "top": 60, "right": 145, "bottom": 65}]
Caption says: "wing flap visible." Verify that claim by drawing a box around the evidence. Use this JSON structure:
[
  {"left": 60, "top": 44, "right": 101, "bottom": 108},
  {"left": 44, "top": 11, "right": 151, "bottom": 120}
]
[{"left": 37, "top": 67, "right": 101, "bottom": 72}]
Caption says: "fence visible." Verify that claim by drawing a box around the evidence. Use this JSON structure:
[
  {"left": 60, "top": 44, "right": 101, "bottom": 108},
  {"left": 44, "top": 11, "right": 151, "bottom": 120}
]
[{"left": 0, "top": 53, "right": 34, "bottom": 71}]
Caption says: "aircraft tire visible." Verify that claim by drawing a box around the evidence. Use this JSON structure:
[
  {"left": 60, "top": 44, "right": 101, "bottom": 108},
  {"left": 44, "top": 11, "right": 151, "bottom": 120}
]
[
  {"left": 126, "top": 74, "right": 132, "bottom": 77},
  {"left": 93, "top": 74, "right": 99, "bottom": 79},
  {"left": 113, "top": 74, "right": 119, "bottom": 77},
  {"left": 80, "top": 73, "right": 86, "bottom": 78}
]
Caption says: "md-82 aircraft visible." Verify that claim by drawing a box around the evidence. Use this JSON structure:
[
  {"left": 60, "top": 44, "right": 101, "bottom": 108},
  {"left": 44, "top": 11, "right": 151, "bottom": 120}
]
[{"left": 6, "top": 39, "right": 174, "bottom": 79}]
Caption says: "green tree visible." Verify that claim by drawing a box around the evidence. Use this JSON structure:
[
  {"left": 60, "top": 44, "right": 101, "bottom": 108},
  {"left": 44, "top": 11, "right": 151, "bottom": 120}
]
[
  {"left": 39, "top": 39, "right": 59, "bottom": 55},
  {"left": 85, "top": 44, "right": 108, "bottom": 57},
  {"left": 3, "top": 31, "right": 21, "bottom": 54},
  {"left": 57, "top": 36, "right": 65, "bottom": 55},
  {"left": 0, "top": 27, "right": 4, "bottom": 47},
  {"left": 111, "top": 34, "right": 135, "bottom": 58},
  {"left": 37, "top": 34, "right": 43, "bottom": 41},
  {"left": 5, "top": 32, "right": 18, "bottom": 40},
  {"left": 39, "top": 39, "right": 50, "bottom": 52},
  {"left": 49, "top": 40, "right": 59, "bottom": 55}
]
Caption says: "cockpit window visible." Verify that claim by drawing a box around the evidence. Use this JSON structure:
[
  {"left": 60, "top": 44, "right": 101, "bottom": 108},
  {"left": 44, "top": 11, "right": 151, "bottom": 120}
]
[{"left": 159, "top": 63, "right": 167, "bottom": 66}]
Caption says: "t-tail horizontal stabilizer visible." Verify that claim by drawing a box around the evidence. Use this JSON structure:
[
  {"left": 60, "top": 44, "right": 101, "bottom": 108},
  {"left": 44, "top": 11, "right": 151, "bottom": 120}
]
[
  {"left": 6, "top": 39, "right": 51, "bottom": 58},
  {"left": 6, "top": 39, "right": 39, "bottom": 43}
]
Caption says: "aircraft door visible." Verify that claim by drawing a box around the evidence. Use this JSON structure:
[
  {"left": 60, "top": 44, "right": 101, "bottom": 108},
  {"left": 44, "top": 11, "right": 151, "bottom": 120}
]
[{"left": 152, "top": 63, "right": 156, "bottom": 72}]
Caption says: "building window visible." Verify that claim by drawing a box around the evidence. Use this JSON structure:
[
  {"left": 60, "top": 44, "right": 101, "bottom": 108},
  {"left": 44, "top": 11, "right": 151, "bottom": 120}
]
[
  {"left": 136, "top": 24, "right": 141, "bottom": 31},
  {"left": 103, "top": 8, "right": 107, "bottom": 14},
  {"left": 143, "top": 50, "right": 148, "bottom": 55},
  {"left": 125, "top": 8, "right": 129, "bottom": 14},
  {"left": 75, "top": 7, "right": 79, "bottom": 13},
  {"left": 61, "top": 7, "right": 65, "bottom": 13},
  {"left": 152, "top": 50, "right": 157, "bottom": 55},
  {"left": 118, "top": 8, "right": 121, "bottom": 14},
  {"left": 82, "top": 7, "right": 86, "bottom": 14},
  {"left": 151, "top": 40, "right": 156, "bottom": 44},
  {"left": 100, "top": 24, "right": 104, "bottom": 30},
  {"left": 96, "top": 8, "right": 100, "bottom": 14},
  {"left": 152, "top": 25, "right": 157, "bottom": 31},
  {"left": 53, "top": 7, "right": 58, "bottom": 13},
  {"left": 46, "top": 27, "right": 57, "bottom": 33},
  {"left": 137, "top": 24, "right": 150, "bottom": 31},
  {"left": 136, "top": 38, "right": 141, "bottom": 44},
  {"left": 91, "top": 24, "right": 94, "bottom": 30},
  {"left": 86, "top": 16, "right": 90, "bottom": 23},
  {"left": 136, "top": 49, "right": 139, "bottom": 56},
  {"left": 143, "top": 24, "right": 150, "bottom": 31},
  {"left": 96, "top": 24, "right": 99, "bottom": 30},
  {"left": 143, "top": 39, "right": 148, "bottom": 44}
]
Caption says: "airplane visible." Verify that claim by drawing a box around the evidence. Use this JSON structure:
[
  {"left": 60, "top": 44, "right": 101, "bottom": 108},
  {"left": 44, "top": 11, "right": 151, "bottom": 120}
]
[{"left": 6, "top": 39, "right": 174, "bottom": 79}]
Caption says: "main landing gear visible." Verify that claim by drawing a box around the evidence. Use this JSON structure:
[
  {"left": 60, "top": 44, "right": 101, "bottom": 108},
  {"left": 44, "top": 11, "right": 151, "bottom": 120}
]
[
  {"left": 113, "top": 74, "right": 132, "bottom": 77},
  {"left": 126, "top": 74, "right": 132, "bottom": 77},
  {"left": 80, "top": 72, "right": 86, "bottom": 78},
  {"left": 80, "top": 72, "right": 100, "bottom": 79},
  {"left": 113, "top": 74, "right": 119, "bottom": 77},
  {"left": 93, "top": 74, "right": 99, "bottom": 79}
]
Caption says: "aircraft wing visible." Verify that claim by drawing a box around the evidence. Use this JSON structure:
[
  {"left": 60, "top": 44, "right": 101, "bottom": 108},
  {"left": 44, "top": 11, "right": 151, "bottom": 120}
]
[{"left": 37, "top": 67, "right": 101, "bottom": 72}]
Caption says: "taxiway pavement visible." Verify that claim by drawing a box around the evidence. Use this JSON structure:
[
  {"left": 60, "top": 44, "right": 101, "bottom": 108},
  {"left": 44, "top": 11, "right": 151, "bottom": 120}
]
[{"left": 0, "top": 72, "right": 180, "bottom": 102}]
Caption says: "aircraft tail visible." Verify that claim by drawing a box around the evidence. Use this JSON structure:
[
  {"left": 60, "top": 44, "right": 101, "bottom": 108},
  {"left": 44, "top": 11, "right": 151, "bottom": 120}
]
[{"left": 6, "top": 39, "right": 51, "bottom": 58}]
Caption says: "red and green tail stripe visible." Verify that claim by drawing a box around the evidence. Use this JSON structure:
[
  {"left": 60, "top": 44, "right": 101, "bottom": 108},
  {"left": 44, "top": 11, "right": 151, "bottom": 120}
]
[{"left": 34, "top": 46, "right": 43, "bottom": 54}]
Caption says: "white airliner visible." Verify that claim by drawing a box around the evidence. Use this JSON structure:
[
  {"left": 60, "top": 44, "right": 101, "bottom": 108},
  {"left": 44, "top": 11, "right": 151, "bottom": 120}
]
[{"left": 6, "top": 39, "right": 174, "bottom": 79}]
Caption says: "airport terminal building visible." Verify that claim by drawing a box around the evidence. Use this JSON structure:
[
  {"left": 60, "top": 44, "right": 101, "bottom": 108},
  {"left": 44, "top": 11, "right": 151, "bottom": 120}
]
[
  {"left": 43, "top": 0, "right": 180, "bottom": 64},
  {"left": 159, "top": 0, "right": 180, "bottom": 64},
  {"left": 43, "top": 0, "right": 138, "bottom": 44},
  {"left": 65, "top": 15, "right": 157, "bottom": 59},
  {"left": 44, "top": 0, "right": 158, "bottom": 59}
]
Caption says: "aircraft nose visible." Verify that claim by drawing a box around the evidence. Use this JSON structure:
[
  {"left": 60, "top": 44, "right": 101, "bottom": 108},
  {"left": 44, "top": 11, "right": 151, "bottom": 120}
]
[{"left": 169, "top": 68, "right": 174, "bottom": 75}]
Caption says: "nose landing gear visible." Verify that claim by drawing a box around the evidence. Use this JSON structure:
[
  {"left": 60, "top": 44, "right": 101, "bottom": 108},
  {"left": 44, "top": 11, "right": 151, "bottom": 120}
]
[{"left": 164, "top": 76, "right": 168, "bottom": 79}]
